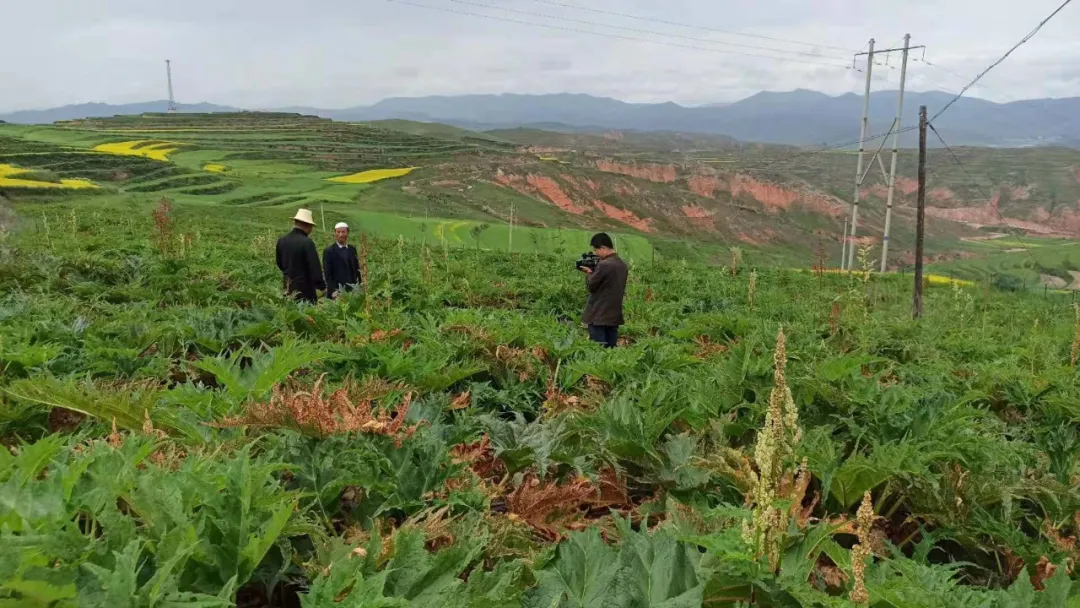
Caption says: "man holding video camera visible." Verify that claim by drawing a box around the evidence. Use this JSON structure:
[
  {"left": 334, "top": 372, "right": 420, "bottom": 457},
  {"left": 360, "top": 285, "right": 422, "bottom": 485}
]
[{"left": 577, "top": 233, "right": 628, "bottom": 348}]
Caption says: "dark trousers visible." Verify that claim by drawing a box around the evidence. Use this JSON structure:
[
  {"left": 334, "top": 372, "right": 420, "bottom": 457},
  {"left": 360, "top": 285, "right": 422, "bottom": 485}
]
[
  {"left": 284, "top": 277, "right": 317, "bottom": 304},
  {"left": 329, "top": 283, "right": 357, "bottom": 299},
  {"left": 588, "top": 324, "right": 619, "bottom": 348},
  {"left": 290, "top": 290, "right": 317, "bottom": 304}
]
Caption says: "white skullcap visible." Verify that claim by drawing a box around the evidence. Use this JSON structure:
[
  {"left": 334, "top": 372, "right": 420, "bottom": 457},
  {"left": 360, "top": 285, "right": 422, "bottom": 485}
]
[{"left": 334, "top": 222, "right": 349, "bottom": 230}]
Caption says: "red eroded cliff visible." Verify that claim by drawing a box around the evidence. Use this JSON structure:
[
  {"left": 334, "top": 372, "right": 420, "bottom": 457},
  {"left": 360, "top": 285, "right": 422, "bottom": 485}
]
[
  {"left": 560, "top": 174, "right": 601, "bottom": 193},
  {"left": 526, "top": 175, "right": 587, "bottom": 214},
  {"left": 681, "top": 205, "right": 712, "bottom": 219},
  {"left": 592, "top": 200, "right": 654, "bottom": 232},
  {"left": 494, "top": 170, "right": 587, "bottom": 215},
  {"left": 681, "top": 205, "right": 716, "bottom": 230},
  {"left": 595, "top": 160, "right": 678, "bottom": 183},
  {"left": 895, "top": 177, "right": 918, "bottom": 196},
  {"left": 730, "top": 174, "right": 798, "bottom": 209},
  {"left": 688, "top": 175, "right": 724, "bottom": 198},
  {"left": 928, "top": 187, "right": 955, "bottom": 202}
]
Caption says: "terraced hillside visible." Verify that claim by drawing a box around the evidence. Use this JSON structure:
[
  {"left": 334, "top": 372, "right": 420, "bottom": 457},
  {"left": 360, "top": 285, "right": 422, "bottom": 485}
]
[
  {"left": 0, "top": 115, "right": 660, "bottom": 260},
  {"left": 1, "top": 112, "right": 1077, "bottom": 277}
]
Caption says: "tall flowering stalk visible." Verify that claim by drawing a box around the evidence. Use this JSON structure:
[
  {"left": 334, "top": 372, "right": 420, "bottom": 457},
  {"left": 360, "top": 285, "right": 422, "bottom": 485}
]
[
  {"left": 850, "top": 491, "right": 875, "bottom": 604},
  {"left": 730, "top": 246, "right": 743, "bottom": 277},
  {"left": 748, "top": 270, "right": 758, "bottom": 311},
  {"left": 1071, "top": 304, "right": 1080, "bottom": 368},
  {"left": 744, "top": 326, "right": 803, "bottom": 571},
  {"left": 151, "top": 198, "right": 174, "bottom": 256},
  {"left": 360, "top": 233, "right": 371, "bottom": 318}
]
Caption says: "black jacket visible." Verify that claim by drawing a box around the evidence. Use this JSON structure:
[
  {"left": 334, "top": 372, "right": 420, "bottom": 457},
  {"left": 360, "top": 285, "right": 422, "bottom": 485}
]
[
  {"left": 323, "top": 242, "right": 361, "bottom": 297},
  {"left": 583, "top": 254, "right": 628, "bottom": 326},
  {"left": 276, "top": 228, "right": 325, "bottom": 303}
]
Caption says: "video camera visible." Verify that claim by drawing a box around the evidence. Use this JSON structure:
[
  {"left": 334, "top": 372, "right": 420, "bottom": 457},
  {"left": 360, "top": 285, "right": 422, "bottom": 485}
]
[{"left": 575, "top": 251, "right": 600, "bottom": 272}]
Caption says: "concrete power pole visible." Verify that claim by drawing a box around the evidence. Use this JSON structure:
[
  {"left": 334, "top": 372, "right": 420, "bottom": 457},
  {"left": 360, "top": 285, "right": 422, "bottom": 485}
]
[
  {"left": 165, "top": 60, "right": 177, "bottom": 113},
  {"left": 913, "top": 105, "right": 928, "bottom": 319},
  {"left": 848, "top": 36, "right": 923, "bottom": 272},
  {"left": 508, "top": 201, "right": 515, "bottom": 253},
  {"left": 880, "top": 34, "right": 911, "bottom": 272},
  {"left": 841, "top": 218, "right": 849, "bottom": 269},
  {"left": 846, "top": 38, "right": 875, "bottom": 271}
]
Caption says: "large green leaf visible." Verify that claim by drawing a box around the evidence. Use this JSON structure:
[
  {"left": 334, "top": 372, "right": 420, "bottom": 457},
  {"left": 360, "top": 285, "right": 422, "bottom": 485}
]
[
  {"left": 526, "top": 529, "right": 624, "bottom": 608},
  {"left": 612, "top": 520, "right": 705, "bottom": 608},
  {"left": 384, "top": 527, "right": 485, "bottom": 607}
]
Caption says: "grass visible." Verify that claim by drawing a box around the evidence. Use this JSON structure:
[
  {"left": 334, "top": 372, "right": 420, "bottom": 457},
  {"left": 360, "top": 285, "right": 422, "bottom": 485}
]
[
  {"left": 315, "top": 206, "right": 653, "bottom": 258},
  {"left": 0, "top": 117, "right": 665, "bottom": 261},
  {"left": 932, "top": 237, "right": 1080, "bottom": 288},
  {"left": 3, "top": 113, "right": 1080, "bottom": 603},
  {"left": 1, "top": 191, "right": 1077, "bottom": 604},
  {"left": 2, "top": 112, "right": 1078, "bottom": 280}
]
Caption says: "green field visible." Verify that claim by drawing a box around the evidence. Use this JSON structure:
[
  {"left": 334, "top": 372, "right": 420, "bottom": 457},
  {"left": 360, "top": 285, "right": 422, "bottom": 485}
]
[
  {"left": 3, "top": 184, "right": 1080, "bottom": 604},
  {"left": 0, "top": 116, "right": 655, "bottom": 260},
  {"left": 930, "top": 236, "right": 1080, "bottom": 290},
  {"left": 4, "top": 111, "right": 1079, "bottom": 281}
]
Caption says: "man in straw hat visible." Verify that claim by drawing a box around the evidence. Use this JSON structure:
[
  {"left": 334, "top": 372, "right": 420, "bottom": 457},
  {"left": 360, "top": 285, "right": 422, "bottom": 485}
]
[
  {"left": 323, "top": 221, "right": 361, "bottom": 299},
  {"left": 275, "top": 209, "right": 325, "bottom": 303}
]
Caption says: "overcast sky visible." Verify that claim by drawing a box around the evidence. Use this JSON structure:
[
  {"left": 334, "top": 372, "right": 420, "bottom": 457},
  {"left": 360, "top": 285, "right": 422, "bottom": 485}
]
[{"left": 1, "top": 0, "right": 1077, "bottom": 112}]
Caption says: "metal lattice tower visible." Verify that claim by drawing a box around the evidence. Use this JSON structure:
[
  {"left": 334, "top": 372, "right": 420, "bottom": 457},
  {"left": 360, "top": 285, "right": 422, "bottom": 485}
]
[{"left": 165, "top": 59, "right": 177, "bottom": 113}]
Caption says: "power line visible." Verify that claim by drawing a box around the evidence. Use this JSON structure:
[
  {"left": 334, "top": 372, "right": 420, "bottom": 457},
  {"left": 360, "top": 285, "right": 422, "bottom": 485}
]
[
  {"left": 927, "top": 122, "right": 1041, "bottom": 269},
  {"left": 443, "top": 0, "right": 851, "bottom": 61},
  {"left": 722, "top": 124, "right": 919, "bottom": 178},
  {"left": 524, "top": 0, "right": 860, "bottom": 53},
  {"left": 912, "top": 58, "right": 976, "bottom": 87},
  {"left": 585, "top": 123, "right": 920, "bottom": 179},
  {"left": 386, "top": 0, "right": 859, "bottom": 70},
  {"left": 930, "top": 0, "right": 1074, "bottom": 122},
  {"left": 915, "top": 56, "right": 1080, "bottom": 133}
]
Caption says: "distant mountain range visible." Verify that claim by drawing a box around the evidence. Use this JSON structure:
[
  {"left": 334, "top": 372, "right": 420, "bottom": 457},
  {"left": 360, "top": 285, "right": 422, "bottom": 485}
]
[
  {"left": 0, "top": 101, "right": 239, "bottom": 125},
  {"left": 3, "top": 91, "right": 1079, "bottom": 148}
]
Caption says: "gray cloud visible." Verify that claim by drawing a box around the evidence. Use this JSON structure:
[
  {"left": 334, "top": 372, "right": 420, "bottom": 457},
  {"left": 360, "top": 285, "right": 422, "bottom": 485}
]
[{"left": 1, "top": 0, "right": 1077, "bottom": 112}]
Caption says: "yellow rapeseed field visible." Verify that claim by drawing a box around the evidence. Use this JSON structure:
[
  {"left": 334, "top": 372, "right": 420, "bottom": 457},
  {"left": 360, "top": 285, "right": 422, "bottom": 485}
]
[
  {"left": 0, "top": 164, "right": 98, "bottom": 189},
  {"left": 204, "top": 164, "right": 227, "bottom": 173},
  {"left": 538, "top": 156, "right": 570, "bottom": 165},
  {"left": 791, "top": 267, "right": 976, "bottom": 287},
  {"left": 327, "top": 167, "right": 415, "bottom": 184},
  {"left": 925, "top": 274, "right": 975, "bottom": 287},
  {"left": 93, "top": 140, "right": 178, "bottom": 162}
]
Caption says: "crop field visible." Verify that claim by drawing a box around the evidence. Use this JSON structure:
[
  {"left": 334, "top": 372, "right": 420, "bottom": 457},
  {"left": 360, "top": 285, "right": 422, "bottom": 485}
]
[
  {"left": 1, "top": 185, "right": 1079, "bottom": 605},
  {"left": 930, "top": 237, "right": 1080, "bottom": 292},
  {"left": 0, "top": 116, "right": 654, "bottom": 257},
  {"left": 0, "top": 164, "right": 97, "bottom": 189},
  {"left": 93, "top": 140, "right": 179, "bottom": 162},
  {"left": 329, "top": 168, "right": 417, "bottom": 184}
]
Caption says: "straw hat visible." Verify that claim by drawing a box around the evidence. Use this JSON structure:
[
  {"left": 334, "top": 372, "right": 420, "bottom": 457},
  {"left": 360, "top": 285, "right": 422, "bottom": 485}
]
[{"left": 292, "top": 209, "right": 315, "bottom": 225}]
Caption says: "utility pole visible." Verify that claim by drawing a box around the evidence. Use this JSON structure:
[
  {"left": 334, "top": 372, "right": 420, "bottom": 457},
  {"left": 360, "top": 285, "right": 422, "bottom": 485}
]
[
  {"left": 880, "top": 34, "right": 911, "bottom": 272},
  {"left": 508, "top": 201, "right": 514, "bottom": 253},
  {"left": 841, "top": 218, "right": 849, "bottom": 269},
  {"left": 165, "top": 60, "right": 177, "bottom": 113},
  {"left": 849, "top": 37, "right": 924, "bottom": 272},
  {"left": 913, "top": 106, "right": 927, "bottom": 319},
  {"left": 846, "top": 38, "right": 875, "bottom": 271}
]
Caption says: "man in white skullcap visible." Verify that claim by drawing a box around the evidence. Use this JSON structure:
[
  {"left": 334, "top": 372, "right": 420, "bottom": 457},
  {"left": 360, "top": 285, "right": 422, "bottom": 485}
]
[
  {"left": 323, "top": 221, "right": 361, "bottom": 299},
  {"left": 275, "top": 209, "right": 325, "bottom": 303}
]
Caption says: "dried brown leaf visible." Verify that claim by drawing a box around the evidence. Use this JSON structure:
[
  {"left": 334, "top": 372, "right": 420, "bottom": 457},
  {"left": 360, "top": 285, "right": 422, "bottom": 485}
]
[{"left": 450, "top": 391, "right": 471, "bottom": 411}]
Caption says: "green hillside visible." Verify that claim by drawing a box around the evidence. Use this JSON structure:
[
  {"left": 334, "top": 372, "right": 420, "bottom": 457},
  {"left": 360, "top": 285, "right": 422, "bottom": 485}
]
[
  {"left": 2, "top": 112, "right": 1079, "bottom": 283},
  {"left": 2, "top": 183, "right": 1079, "bottom": 604}
]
